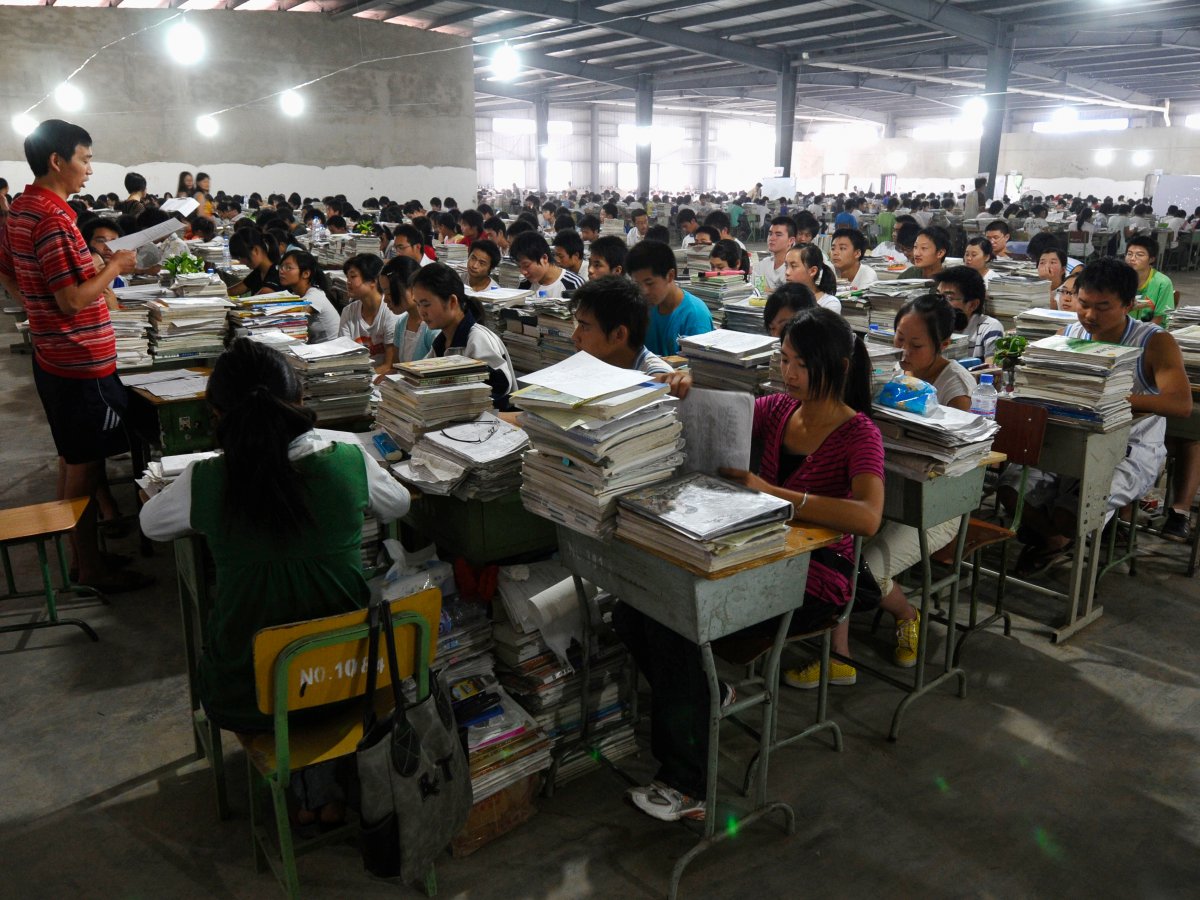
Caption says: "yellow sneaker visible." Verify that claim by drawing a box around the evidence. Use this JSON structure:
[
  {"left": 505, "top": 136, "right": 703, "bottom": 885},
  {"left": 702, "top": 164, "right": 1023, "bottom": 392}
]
[
  {"left": 894, "top": 611, "right": 920, "bottom": 668},
  {"left": 783, "top": 659, "right": 857, "bottom": 690}
]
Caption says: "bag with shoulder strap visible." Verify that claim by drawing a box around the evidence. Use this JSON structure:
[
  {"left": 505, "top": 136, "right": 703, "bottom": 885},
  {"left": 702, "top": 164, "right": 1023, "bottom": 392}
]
[{"left": 356, "top": 598, "right": 472, "bottom": 884}]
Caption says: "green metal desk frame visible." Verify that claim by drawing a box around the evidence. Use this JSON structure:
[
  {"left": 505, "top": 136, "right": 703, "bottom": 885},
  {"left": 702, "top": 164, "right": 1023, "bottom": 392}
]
[{"left": 556, "top": 525, "right": 822, "bottom": 900}]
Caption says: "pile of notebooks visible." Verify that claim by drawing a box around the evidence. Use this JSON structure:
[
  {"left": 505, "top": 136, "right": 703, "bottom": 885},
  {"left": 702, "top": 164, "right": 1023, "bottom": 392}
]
[
  {"left": 493, "top": 258, "right": 523, "bottom": 289},
  {"left": 437, "top": 242, "right": 469, "bottom": 270},
  {"left": 687, "top": 271, "right": 753, "bottom": 326},
  {"left": 172, "top": 273, "right": 231, "bottom": 298},
  {"left": 499, "top": 307, "right": 542, "bottom": 374},
  {"left": 376, "top": 355, "right": 493, "bottom": 449},
  {"left": 762, "top": 348, "right": 785, "bottom": 395},
  {"left": 391, "top": 412, "right": 530, "bottom": 501},
  {"left": 686, "top": 246, "right": 715, "bottom": 275},
  {"left": 864, "top": 279, "right": 929, "bottom": 329},
  {"left": 1170, "top": 323, "right": 1200, "bottom": 384},
  {"left": 466, "top": 286, "right": 532, "bottom": 333},
  {"left": 599, "top": 220, "right": 626, "bottom": 239},
  {"left": 283, "top": 336, "right": 374, "bottom": 423},
  {"left": 146, "top": 296, "right": 233, "bottom": 362},
  {"left": 987, "top": 274, "right": 1053, "bottom": 327},
  {"left": 1013, "top": 334, "right": 1139, "bottom": 431},
  {"left": 1168, "top": 305, "right": 1200, "bottom": 330},
  {"left": 191, "top": 239, "right": 228, "bottom": 266},
  {"left": 108, "top": 287, "right": 160, "bottom": 368},
  {"left": 135, "top": 449, "right": 220, "bottom": 498},
  {"left": 536, "top": 303, "right": 575, "bottom": 367},
  {"left": 679, "top": 330, "right": 776, "bottom": 393},
  {"left": 313, "top": 233, "right": 380, "bottom": 269},
  {"left": 226, "top": 290, "right": 310, "bottom": 342},
  {"left": 1014, "top": 307, "right": 1078, "bottom": 340},
  {"left": 838, "top": 294, "right": 871, "bottom": 333},
  {"left": 721, "top": 295, "right": 768, "bottom": 334},
  {"left": 868, "top": 344, "right": 904, "bottom": 393},
  {"left": 516, "top": 353, "right": 683, "bottom": 538},
  {"left": 872, "top": 403, "right": 1000, "bottom": 479},
  {"left": 615, "top": 472, "right": 795, "bottom": 573}
]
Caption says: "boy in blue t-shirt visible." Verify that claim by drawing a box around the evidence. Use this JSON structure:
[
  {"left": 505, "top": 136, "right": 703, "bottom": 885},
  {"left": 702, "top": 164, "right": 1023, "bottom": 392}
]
[{"left": 625, "top": 239, "right": 713, "bottom": 357}]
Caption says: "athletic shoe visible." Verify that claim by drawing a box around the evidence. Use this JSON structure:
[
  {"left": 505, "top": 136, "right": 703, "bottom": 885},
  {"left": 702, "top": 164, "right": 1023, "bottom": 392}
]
[
  {"left": 783, "top": 659, "right": 857, "bottom": 689},
  {"left": 894, "top": 611, "right": 920, "bottom": 668},
  {"left": 1162, "top": 509, "right": 1192, "bottom": 543},
  {"left": 630, "top": 784, "right": 706, "bottom": 822},
  {"left": 719, "top": 681, "right": 736, "bottom": 709}
]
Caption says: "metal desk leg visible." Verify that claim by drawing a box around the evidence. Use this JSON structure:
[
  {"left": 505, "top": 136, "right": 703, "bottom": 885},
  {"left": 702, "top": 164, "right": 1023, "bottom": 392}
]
[
  {"left": 0, "top": 539, "right": 98, "bottom": 641},
  {"left": 1053, "top": 525, "right": 1105, "bottom": 644},
  {"left": 889, "top": 517, "right": 969, "bottom": 741}
]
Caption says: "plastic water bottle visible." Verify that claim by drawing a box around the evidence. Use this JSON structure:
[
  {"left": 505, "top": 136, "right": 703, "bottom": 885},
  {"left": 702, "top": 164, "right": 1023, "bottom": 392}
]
[
  {"left": 970, "top": 374, "right": 998, "bottom": 418},
  {"left": 221, "top": 235, "right": 230, "bottom": 264}
]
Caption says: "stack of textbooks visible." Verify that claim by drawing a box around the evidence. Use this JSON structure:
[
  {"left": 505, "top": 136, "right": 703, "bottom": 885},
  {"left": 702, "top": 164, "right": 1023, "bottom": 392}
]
[
  {"left": 868, "top": 343, "right": 904, "bottom": 393},
  {"left": 283, "top": 337, "right": 374, "bottom": 423},
  {"left": 494, "top": 258, "right": 523, "bottom": 289},
  {"left": 437, "top": 242, "right": 469, "bottom": 270},
  {"left": 721, "top": 295, "right": 768, "bottom": 334},
  {"left": 146, "top": 296, "right": 233, "bottom": 361},
  {"left": 872, "top": 403, "right": 1000, "bottom": 479},
  {"left": 226, "top": 290, "right": 310, "bottom": 342},
  {"left": 615, "top": 473, "right": 794, "bottom": 573},
  {"left": 762, "top": 348, "right": 785, "bottom": 395},
  {"left": 515, "top": 353, "right": 683, "bottom": 538},
  {"left": 688, "top": 270, "right": 752, "bottom": 326},
  {"left": 1169, "top": 322, "right": 1200, "bottom": 384},
  {"left": 536, "top": 303, "right": 575, "bottom": 367},
  {"left": 1168, "top": 306, "right": 1200, "bottom": 330},
  {"left": 1014, "top": 307, "right": 1078, "bottom": 340},
  {"left": 864, "top": 279, "right": 929, "bottom": 329},
  {"left": 987, "top": 274, "right": 1053, "bottom": 327},
  {"left": 172, "top": 273, "right": 231, "bottom": 298},
  {"left": 465, "top": 286, "right": 532, "bottom": 333},
  {"left": 1014, "top": 335, "right": 1140, "bottom": 431},
  {"left": 686, "top": 246, "right": 715, "bottom": 275},
  {"left": 108, "top": 299, "right": 154, "bottom": 369},
  {"left": 599, "top": 220, "right": 626, "bottom": 238},
  {"left": 499, "top": 307, "right": 542, "bottom": 374},
  {"left": 679, "top": 329, "right": 776, "bottom": 393},
  {"left": 376, "top": 355, "right": 493, "bottom": 449},
  {"left": 391, "top": 412, "right": 530, "bottom": 501},
  {"left": 838, "top": 294, "right": 871, "bottom": 333},
  {"left": 191, "top": 240, "right": 227, "bottom": 266}
]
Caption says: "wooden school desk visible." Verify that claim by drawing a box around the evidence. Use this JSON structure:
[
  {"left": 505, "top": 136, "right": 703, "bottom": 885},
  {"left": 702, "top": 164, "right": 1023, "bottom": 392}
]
[
  {"left": 555, "top": 522, "right": 840, "bottom": 900},
  {"left": 128, "top": 368, "right": 215, "bottom": 456}
]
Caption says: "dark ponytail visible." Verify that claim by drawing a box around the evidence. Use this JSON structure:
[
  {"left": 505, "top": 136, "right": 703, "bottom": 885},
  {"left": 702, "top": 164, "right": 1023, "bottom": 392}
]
[
  {"left": 228, "top": 228, "right": 280, "bottom": 267},
  {"left": 411, "top": 262, "right": 483, "bottom": 319},
  {"left": 796, "top": 243, "right": 837, "bottom": 295},
  {"left": 281, "top": 249, "right": 330, "bottom": 294},
  {"left": 206, "top": 338, "right": 317, "bottom": 537},
  {"left": 847, "top": 334, "right": 873, "bottom": 413}
]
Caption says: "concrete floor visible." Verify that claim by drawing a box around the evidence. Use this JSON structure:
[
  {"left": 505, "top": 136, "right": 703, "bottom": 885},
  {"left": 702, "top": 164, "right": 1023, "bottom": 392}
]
[{"left": 2, "top": 277, "right": 1200, "bottom": 899}]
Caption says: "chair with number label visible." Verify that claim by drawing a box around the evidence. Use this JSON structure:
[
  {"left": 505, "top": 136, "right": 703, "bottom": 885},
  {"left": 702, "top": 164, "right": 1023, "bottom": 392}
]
[{"left": 237, "top": 589, "right": 441, "bottom": 899}]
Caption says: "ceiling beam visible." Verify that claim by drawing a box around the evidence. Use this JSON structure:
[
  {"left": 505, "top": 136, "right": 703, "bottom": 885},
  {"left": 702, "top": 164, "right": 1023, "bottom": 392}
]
[
  {"left": 424, "top": 7, "right": 488, "bottom": 30},
  {"left": 330, "top": 0, "right": 427, "bottom": 21},
  {"left": 854, "top": 0, "right": 1000, "bottom": 47},
  {"left": 488, "top": 48, "right": 640, "bottom": 88},
  {"left": 464, "top": 0, "right": 791, "bottom": 73}
]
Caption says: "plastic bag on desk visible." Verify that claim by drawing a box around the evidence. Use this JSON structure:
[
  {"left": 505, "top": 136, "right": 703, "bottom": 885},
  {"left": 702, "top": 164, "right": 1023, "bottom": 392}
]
[
  {"left": 369, "top": 539, "right": 457, "bottom": 606},
  {"left": 876, "top": 372, "right": 939, "bottom": 416}
]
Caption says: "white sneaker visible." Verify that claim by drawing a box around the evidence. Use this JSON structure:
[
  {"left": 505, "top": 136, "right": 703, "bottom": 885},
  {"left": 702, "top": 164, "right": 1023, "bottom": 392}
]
[{"left": 630, "top": 784, "right": 706, "bottom": 822}]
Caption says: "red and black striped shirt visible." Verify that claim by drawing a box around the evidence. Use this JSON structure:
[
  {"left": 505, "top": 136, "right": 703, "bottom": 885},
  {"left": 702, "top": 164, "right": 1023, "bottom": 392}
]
[{"left": 0, "top": 184, "right": 116, "bottom": 378}]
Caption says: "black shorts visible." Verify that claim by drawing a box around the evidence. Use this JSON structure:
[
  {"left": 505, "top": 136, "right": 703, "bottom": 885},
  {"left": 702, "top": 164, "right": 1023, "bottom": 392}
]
[{"left": 32, "top": 358, "right": 131, "bottom": 465}]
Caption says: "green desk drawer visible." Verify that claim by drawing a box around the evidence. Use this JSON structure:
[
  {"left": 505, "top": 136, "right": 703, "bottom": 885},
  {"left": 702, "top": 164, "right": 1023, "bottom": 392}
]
[
  {"left": 156, "top": 397, "right": 215, "bottom": 455},
  {"left": 405, "top": 491, "right": 557, "bottom": 566}
]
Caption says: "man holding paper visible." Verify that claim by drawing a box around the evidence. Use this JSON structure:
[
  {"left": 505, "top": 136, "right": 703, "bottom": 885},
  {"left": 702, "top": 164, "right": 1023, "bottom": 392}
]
[{"left": 0, "top": 119, "right": 151, "bottom": 593}]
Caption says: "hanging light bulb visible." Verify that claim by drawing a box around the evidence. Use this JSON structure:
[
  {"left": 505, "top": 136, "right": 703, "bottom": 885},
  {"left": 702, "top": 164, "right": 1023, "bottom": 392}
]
[
  {"left": 196, "top": 114, "right": 219, "bottom": 138},
  {"left": 490, "top": 43, "right": 521, "bottom": 82},
  {"left": 166, "top": 20, "right": 205, "bottom": 66},
  {"left": 279, "top": 89, "right": 305, "bottom": 117},
  {"left": 54, "top": 83, "right": 85, "bottom": 113},
  {"left": 12, "top": 113, "right": 38, "bottom": 137}
]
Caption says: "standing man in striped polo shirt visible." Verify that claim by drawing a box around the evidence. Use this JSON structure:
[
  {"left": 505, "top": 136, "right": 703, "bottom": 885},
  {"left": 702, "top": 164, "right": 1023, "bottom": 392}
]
[{"left": 0, "top": 119, "right": 151, "bottom": 593}]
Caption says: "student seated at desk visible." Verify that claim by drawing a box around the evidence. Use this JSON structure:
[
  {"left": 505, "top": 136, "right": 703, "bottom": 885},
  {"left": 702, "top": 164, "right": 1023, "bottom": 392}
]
[
  {"left": 140, "top": 338, "right": 410, "bottom": 827},
  {"left": 897, "top": 226, "right": 950, "bottom": 280},
  {"left": 380, "top": 256, "right": 437, "bottom": 368},
  {"left": 570, "top": 275, "right": 691, "bottom": 398},
  {"left": 619, "top": 308, "right": 884, "bottom": 821},
  {"left": 1004, "top": 257, "right": 1191, "bottom": 575},
  {"left": 784, "top": 243, "right": 840, "bottom": 314},
  {"left": 412, "top": 262, "right": 516, "bottom": 411},
  {"left": 626, "top": 239, "right": 712, "bottom": 357},
  {"left": 586, "top": 235, "right": 627, "bottom": 280},
  {"left": 552, "top": 229, "right": 585, "bottom": 278},
  {"left": 708, "top": 238, "right": 751, "bottom": 275},
  {"left": 962, "top": 236, "right": 997, "bottom": 282},
  {"left": 933, "top": 266, "right": 1003, "bottom": 363},
  {"left": 228, "top": 229, "right": 282, "bottom": 297},
  {"left": 1124, "top": 235, "right": 1175, "bottom": 326},
  {"left": 830, "top": 227, "right": 878, "bottom": 291},
  {"left": 511, "top": 231, "right": 584, "bottom": 299},
  {"left": 763, "top": 283, "right": 816, "bottom": 338},
  {"left": 466, "top": 238, "right": 501, "bottom": 292},
  {"left": 279, "top": 249, "right": 339, "bottom": 344},
  {"left": 985, "top": 219, "right": 1011, "bottom": 259},
  {"left": 338, "top": 253, "right": 396, "bottom": 375}
]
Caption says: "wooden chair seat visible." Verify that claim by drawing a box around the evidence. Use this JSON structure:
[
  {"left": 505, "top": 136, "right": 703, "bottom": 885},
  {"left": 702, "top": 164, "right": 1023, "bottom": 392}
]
[
  {"left": 236, "top": 688, "right": 395, "bottom": 775},
  {"left": 931, "top": 519, "right": 1015, "bottom": 566}
]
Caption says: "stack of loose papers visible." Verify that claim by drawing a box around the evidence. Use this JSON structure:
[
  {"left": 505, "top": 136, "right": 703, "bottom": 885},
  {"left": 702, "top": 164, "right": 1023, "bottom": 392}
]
[
  {"left": 1014, "top": 335, "right": 1139, "bottom": 431},
  {"left": 392, "top": 412, "right": 530, "bottom": 501},
  {"left": 515, "top": 353, "right": 682, "bottom": 538},
  {"left": 227, "top": 290, "right": 310, "bottom": 342},
  {"left": 679, "top": 330, "right": 776, "bottom": 393},
  {"left": 465, "top": 286, "right": 533, "bottom": 333},
  {"left": 872, "top": 403, "right": 1000, "bottom": 479},
  {"left": 173, "top": 273, "right": 231, "bottom": 298},
  {"left": 1170, "top": 323, "right": 1200, "bottom": 385},
  {"left": 1014, "top": 307, "right": 1078, "bottom": 340},
  {"left": 123, "top": 369, "right": 208, "bottom": 400},
  {"left": 376, "top": 355, "right": 493, "bottom": 449},
  {"left": 988, "top": 275, "right": 1053, "bottom": 326},
  {"left": 721, "top": 295, "right": 768, "bottom": 334},
  {"left": 616, "top": 473, "right": 794, "bottom": 573},
  {"left": 135, "top": 449, "right": 220, "bottom": 498},
  {"left": 146, "top": 296, "right": 234, "bottom": 361},
  {"left": 864, "top": 280, "right": 929, "bottom": 329},
  {"left": 283, "top": 337, "right": 374, "bottom": 423}
]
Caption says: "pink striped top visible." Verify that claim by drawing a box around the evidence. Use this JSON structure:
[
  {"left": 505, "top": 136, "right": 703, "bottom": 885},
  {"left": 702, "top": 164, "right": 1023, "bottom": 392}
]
[{"left": 753, "top": 393, "right": 884, "bottom": 606}]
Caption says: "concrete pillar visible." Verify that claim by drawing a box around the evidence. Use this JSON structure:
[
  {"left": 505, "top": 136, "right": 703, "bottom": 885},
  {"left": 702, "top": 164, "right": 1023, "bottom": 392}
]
[
  {"left": 774, "top": 69, "right": 797, "bottom": 177},
  {"left": 589, "top": 104, "right": 600, "bottom": 192},
  {"left": 535, "top": 97, "right": 549, "bottom": 195},
  {"left": 884, "top": 114, "right": 898, "bottom": 140},
  {"left": 977, "top": 33, "right": 1014, "bottom": 201},
  {"left": 698, "top": 111, "right": 710, "bottom": 193},
  {"left": 636, "top": 73, "right": 654, "bottom": 199}
]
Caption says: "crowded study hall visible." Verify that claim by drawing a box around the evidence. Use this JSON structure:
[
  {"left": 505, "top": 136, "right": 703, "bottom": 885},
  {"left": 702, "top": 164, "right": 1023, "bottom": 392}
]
[{"left": 2, "top": 2, "right": 1199, "bottom": 898}]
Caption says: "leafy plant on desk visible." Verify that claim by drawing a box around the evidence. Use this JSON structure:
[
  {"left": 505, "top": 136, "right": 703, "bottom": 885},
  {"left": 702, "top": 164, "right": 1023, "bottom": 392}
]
[
  {"left": 162, "top": 253, "right": 205, "bottom": 278},
  {"left": 993, "top": 334, "right": 1027, "bottom": 391},
  {"left": 353, "top": 218, "right": 375, "bottom": 235}
]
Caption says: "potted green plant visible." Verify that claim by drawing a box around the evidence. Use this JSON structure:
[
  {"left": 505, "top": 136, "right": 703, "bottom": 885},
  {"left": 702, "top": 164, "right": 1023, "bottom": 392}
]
[{"left": 992, "top": 334, "right": 1027, "bottom": 393}]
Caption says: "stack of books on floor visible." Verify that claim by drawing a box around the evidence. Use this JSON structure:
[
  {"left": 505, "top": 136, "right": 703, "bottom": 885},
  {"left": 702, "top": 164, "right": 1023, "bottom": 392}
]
[
  {"left": 376, "top": 355, "right": 493, "bottom": 449},
  {"left": 146, "top": 296, "right": 233, "bottom": 361},
  {"left": 871, "top": 402, "right": 1000, "bottom": 478},
  {"left": 987, "top": 275, "right": 1052, "bottom": 327},
  {"left": 615, "top": 472, "right": 795, "bottom": 573},
  {"left": 516, "top": 353, "right": 683, "bottom": 538},
  {"left": 283, "top": 337, "right": 374, "bottom": 423},
  {"left": 1013, "top": 334, "right": 1139, "bottom": 431},
  {"left": 226, "top": 290, "right": 310, "bottom": 342},
  {"left": 499, "top": 307, "right": 542, "bottom": 374},
  {"left": 864, "top": 280, "right": 929, "bottom": 329},
  {"left": 868, "top": 344, "right": 903, "bottom": 392},
  {"left": 679, "top": 329, "right": 776, "bottom": 393},
  {"left": 391, "top": 412, "right": 530, "bottom": 501},
  {"left": 688, "top": 271, "right": 752, "bottom": 326},
  {"left": 721, "top": 295, "right": 768, "bottom": 334},
  {"left": 1014, "top": 306, "right": 1079, "bottom": 340},
  {"left": 466, "top": 286, "right": 532, "bottom": 333},
  {"left": 1169, "top": 323, "right": 1200, "bottom": 383}
]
